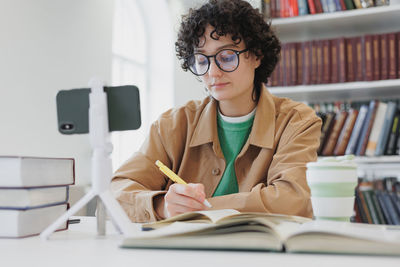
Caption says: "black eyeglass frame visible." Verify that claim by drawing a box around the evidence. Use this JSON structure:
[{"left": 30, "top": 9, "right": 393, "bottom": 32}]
[{"left": 186, "top": 48, "right": 250, "bottom": 76}]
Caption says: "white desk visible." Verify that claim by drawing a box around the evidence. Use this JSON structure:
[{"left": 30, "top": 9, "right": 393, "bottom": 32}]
[{"left": 1, "top": 216, "right": 399, "bottom": 267}]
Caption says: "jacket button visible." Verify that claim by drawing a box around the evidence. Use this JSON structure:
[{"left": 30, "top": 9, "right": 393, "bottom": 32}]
[{"left": 212, "top": 168, "right": 220, "bottom": 176}]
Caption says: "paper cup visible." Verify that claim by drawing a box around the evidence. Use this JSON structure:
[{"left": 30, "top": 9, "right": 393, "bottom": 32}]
[{"left": 306, "top": 160, "right": 358, "bottom": 221}]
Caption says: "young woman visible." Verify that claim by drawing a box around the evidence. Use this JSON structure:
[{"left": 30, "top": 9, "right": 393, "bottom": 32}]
[{"left": 111, "top": 0, "right": 321, "bottom": 222}]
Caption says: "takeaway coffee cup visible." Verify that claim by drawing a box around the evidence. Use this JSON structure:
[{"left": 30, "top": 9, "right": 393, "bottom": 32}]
[{"left": 306, "top": 156, "right": 358, "bottom": 221}]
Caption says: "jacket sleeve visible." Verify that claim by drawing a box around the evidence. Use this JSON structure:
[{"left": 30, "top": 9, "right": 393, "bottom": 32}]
[
  {"left": 111, "top": 121, "right": 170, "bottom": 222},
  {"left": 208, "top": 114, "right": 322, "bottom": 218}
]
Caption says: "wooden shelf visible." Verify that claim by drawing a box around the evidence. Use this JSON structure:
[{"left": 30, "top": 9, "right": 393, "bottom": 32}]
[
  {"left": 271, "top": 5, "right": 400, "bottom": 42},
  {"left": 268, "top": 79, "right": 400, "bottom": 102}
]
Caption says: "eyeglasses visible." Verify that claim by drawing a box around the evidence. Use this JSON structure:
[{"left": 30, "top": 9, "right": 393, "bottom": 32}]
[{"left": 186, "top": 48, "right": 249, "bottom": 76}]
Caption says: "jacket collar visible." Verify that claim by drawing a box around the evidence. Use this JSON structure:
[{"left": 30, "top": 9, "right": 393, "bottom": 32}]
[{"left": 189, "top": 85, "right": 275, "bottom": 149}]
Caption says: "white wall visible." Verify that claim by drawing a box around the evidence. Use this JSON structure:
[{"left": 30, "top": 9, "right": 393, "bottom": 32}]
[{"left": 0, "top": 0, "right": 114, "bottom": 185}]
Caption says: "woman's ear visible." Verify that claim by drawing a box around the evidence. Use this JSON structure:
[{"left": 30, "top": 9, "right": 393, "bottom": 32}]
[{"left": 254, "top": 55, "right": 263, "bottom": 69}]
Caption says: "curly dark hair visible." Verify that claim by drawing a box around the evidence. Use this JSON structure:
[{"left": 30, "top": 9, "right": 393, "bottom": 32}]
[{"left": 175, "top": 0, "right": 281, "bottom": 101}]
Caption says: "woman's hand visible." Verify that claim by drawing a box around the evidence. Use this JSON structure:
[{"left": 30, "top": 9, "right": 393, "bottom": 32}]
[{"left": 154, "top": 183, "right": 209, "bottom": 219}]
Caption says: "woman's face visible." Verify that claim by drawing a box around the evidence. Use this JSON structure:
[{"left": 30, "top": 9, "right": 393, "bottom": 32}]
[{"left": 196, "top": 25, "right": 260, "bottom": 112}]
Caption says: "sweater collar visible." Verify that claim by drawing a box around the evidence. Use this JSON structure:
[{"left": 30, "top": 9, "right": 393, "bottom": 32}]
[{"left": 189, "top": 84, "right": 275, "bottom": 149}]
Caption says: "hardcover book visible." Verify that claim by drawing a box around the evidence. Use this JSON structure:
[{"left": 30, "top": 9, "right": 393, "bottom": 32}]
[
  {"left": 356, "top": 100, "right": 379, "bottom": 156},
  {"left": 322, "top": 109, "right": 348, "bottom": 156},
  {"left": 0, "top": 203, "right": 68, "bottom": 238},
  {"left": 334, "top": 108, "right": 358, "bottom": 156},
  {"left": 0, "top": 186, "right": 69, "bottom": 209},
  {"left": 364, "top": 35, "right": 374, "bottom": 81},
  {"left": 345, "top": 104, "right": 368, "bottom": 155},
  {"left": 0, "top": 156, "right": 75, "bottom": 188},
  {"left": 365, "top": 102, "right": 388, "bottom": 156},
  {"left": 374, "top": 101, "right": 397, "bottom": 156},
  {"left": 121, "top": 209, "right": 400, "bottom": 255}
]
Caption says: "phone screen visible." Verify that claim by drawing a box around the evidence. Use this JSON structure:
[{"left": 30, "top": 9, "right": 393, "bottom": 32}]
[{"left": 56, "top": 85, "right": 141, "bottom": 134}]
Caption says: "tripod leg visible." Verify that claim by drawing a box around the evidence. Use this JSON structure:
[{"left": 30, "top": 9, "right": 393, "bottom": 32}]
[
  {"left": 40, "top": 190, "right": 96, "bottom": 240},
  {"left": 99, "top": 190, "right": 136, "bottom": 236},
  {"left": 96, "top": 196, "right": 106, "bottom": 236}
]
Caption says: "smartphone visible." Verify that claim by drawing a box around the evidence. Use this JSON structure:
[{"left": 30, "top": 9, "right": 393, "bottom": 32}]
[{"left": 56, "top": 85, "right": 141, "bottom": 134}]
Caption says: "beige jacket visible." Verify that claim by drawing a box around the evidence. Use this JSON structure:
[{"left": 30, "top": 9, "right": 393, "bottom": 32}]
[{"left": 111, "top": 86, "right": 322, "bottom": 222}]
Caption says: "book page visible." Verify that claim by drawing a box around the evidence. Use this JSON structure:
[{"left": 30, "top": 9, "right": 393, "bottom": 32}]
[
  {"left": 142, "top": 209, "right": 240, "bottom": 229},
  {"left": 291, "top": 220, "right": 400, "bottom": 243},
  {"left": 130, "top": 222, "right": 214, "bottom": 239}
]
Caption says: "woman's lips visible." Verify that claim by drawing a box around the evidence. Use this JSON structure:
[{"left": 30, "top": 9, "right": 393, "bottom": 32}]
[{"left": 212, "top": 82, "right": 229, "bottom": 89}]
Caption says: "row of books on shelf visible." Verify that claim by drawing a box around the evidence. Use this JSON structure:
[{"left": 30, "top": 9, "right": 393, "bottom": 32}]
[
  {"left": 268, "top": 31, "right": 400, "bottom": 87},
  {"left": 262, "top": 0, "right": 389, "bottom": 19},
  {"left": 353, "top": 177, "right": 400, "bottom": 225},
  {"left": 0, "top": 156, "right": 74, "bottom": 238},
  {"left": 313, "top": 100, "right": 400, "bottom": 157}
]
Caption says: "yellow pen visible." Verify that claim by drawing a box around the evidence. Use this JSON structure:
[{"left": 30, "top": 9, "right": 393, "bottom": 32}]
[{"left": 155, "top": 160, "right": 212, "bottom": 208}]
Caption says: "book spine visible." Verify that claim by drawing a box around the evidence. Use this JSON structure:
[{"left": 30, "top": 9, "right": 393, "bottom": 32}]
[
  {"left": 307, "top": 0, "right": 317, "bottom": 14},
  {"left": 334, "top": 108, "right": 358, "bottom": 156},
  {"left": 385, "top": 110, "right": 400, "bottom": 155},
  {"left": 343, "top": 0, "right": 355, "bottom": 9},
  {"left": 346, "top": 37, "right": 355, "bottom": 82},
  {"left": 297, "top": 0, "right": 309, "bottom": 16},
  {"left": 322, "top": 40, "right": 331, "bottom": 84},
  {"left": 278, "top": 55, "right": 285, "bottom": 86},
  {"left": 327, "top": 0, "right": 337, "bottom": 12},
  {"left": 364, "top": 35, "right": 374, "bottom": 81},
  {"left": 383, "top": 193, "right": 400, "bottom": 225},
  {"left": 313, "top": 0, "right": 324, "bottom": 13},
  {"left": 398, "top": 32, "right": 400, "bottom": 79},
  {"left": 375, "top": 102, "right": 397, "bottom": 156},
  {"left": 271, "top": 0, "right": 277, "bottom": 18},
  {"left": 333, "top": 0, "right": 342, "bottom": 11},
  {"left": 316, "top": 40, "right": 324, "bottom": 84},
  {"left": 284, "top": 43, "right": 291, "bottom": 86},
  {"left": 366, "top": 102, "right": 388, "bottom": 157},
  {"left": 355, "top": 187, "right": 368, "bottom": 223},
  {"left": 322, "top": 110, "right": 348, "bottom": 156},
  {"left": 296, "top": 42, "right": 303, "bottom": 85},
  {"left": 320, "top": 0, "right": 329, "bottom": 12},
  {"left": 372, "top": 34, "right": 381, "bottom": 81},
  {"left": 290, "top": 43, "right": 297, "bottom": 86},
  {"left": 345, "top": 105, "right": 368, "bottom": 155},
  {"left": 338, "top": 0, "right": 347, "bottom": 10},
  {"left": 380, "top": 33, "right": 389, "bottom": 80},
  {"left": 353, "top": 0, "right": 362, "bottom": 8},
  {"left": 311, "top": 40, "right": 318, "bottom": 84},
  {"left": 355, "top": 36, "right": 364, "bottom": 81},
  {"left": 355, "top": 100, "right": 377, "bottom": 156},
  {"left": 337, "top": 37, "right": 347, "bottom": 83},
  {"left": 302, "top": 41, "right": 312, "bottom": 85},
  {"left": 330, "top": 39, "right": 339, "bottom": 84},
  {"left": 376, "top": 190, "right": 393, "bottom": 224},
  {"left": 371, "top": 189, "right": 387, "bottom": 224},
  {"left": 388, "top": 33, "right": 397, "bottom": 80},
  {"left": 362, "top": 189, "right": 380, "bottom": 224},
  {"left": 318, "top": 112, "right": 336, "bottom": 155},
  {"left": 358, "top": 187, "right": 373, "bottom": 223}
]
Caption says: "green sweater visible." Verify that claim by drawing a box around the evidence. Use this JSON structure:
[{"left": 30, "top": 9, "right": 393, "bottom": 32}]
[{"left": 213, "top": 112, "right": 254, "bottom": 196}]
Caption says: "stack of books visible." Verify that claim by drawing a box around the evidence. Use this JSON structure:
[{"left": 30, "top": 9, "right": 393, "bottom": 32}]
[
  {"left": 269, "top": 31, "right": 400, "bottom": 87},
  {"left": 354, "top": 177, "right": 400, "bottom": 225},
  {"left": 313, "top": 100, "right": 399, "bottom": 157},
  {"left": 262, "top": 0, "right": 389, "bottom": 19},
  {"left": 0, "top": 156, "right": 75, "bottom": 238}
]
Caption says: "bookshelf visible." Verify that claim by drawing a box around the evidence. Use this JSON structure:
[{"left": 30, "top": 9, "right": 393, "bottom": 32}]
[
  {"left": 272, "top": 5, "right": 400, "bottom": 43},
  {"left": 270, "top": 5, "right": 400, "bottom": 179},
  {"left": 269, "top": 79, "right": 400, "bottom": 102}
]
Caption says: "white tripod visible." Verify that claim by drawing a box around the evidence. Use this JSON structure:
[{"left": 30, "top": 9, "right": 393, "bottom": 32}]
[{"left": 40, "top": 78, "right": 135, "bottom": 239}]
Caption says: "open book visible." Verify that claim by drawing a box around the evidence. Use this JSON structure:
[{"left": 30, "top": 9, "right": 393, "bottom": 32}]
[{"left": 121, "top": 209, "right": 400, "bottom": 256}]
